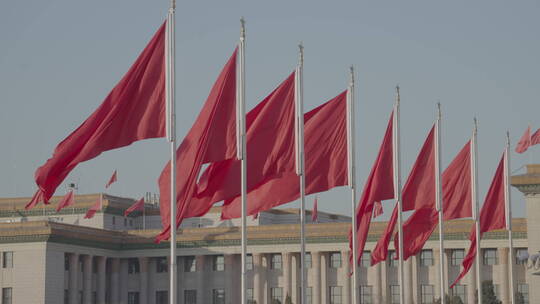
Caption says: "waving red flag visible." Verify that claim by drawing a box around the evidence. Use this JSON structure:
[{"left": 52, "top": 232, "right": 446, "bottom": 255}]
[
  {"left": 105, "top": 170, "right": 118, "bottom": 188},
  {"left": 515, "top": 126, "right": 531, "bottom": 153},
  {"left": 56, "top": 191, "right": 75, "bottom": 212},
  {"left": 26, "top": 22, "right": 167, "bottom": 210},
  {"left": 349, "top": 111, "right": 394, "bottom": 267},
  {"left": 312, "top": 197, "right": 319, "bottom": 222},
  {"left": 531, "top": 128, "right": 540, "bottom": 146},
  {"left": 155, "top": 49, "right": 238, "bottom": 242},
  {"left": 451, "top": 153, "right": 506, "bottom": 287},
  {"left": 124, "top": 197, "right": 145, "bottom": 217},
  {"left": 84, "top": 197, "right": 102, "bottom": 219},
  {"left": 220, "top": 91, "right": 347, "bottom": 219}
]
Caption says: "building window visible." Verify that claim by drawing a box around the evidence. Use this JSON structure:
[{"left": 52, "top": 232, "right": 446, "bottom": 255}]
[
  {"left": 361, "top": 251, "right": 371, "bottom": 267},
  {"left": 112, "top": 216, "right": 116, "bottom": 225},
  {"left": 156, "top": 291, "right": 168, "bottom": 304},
  {"left": 421, "top": 285, "right": 434, "bottom": 304},
  {"left": 330, "top": 286, "right": 342, "bottom": 304},
  {"left": 247, "top": 288, "right": 255, "bottom": 304},
  {"left": 212, "top": 289, "right": 225, "bottom": 304},
  {"left": 213, "top": 255, "right": 225, "bottom": 271},
  {"left": 330, "top": 252, "right": 342, "bottom": 268},
  {"left": 270, "top": 287, "right": 283, "bottom": 303},
  {"left": 518, "top": 283, "right": 529, "bottom": 304},
  {"left": 483, "top": 249, "right": 498, "bottom": 265},
  {"left": 390, "top": 285, "right": 400, "bottom": 304},
  {"left": 184, "top": 256, "right": 196, "bottom": 272},
  {"left": 124, "top": 218, "right": 128, "bottom": 227},
  {"left": 306, "top": 287, "right": 313, "bottom": 304},
  {"left": 451, "top": 249, "right": 465, "bottom": 266},
  {"left": 516, "top": 248, "right": 528, "bottom": 265},
  {"left": 128, "top": 258, "right": 140, "bottom": 274},
  {"left": 451, "top": 285, "right": 467, "bottom": 304},
  {"left": 420, "top": 250, "right": 434, "bottom": 266},
  {"left": 271, "top": 254, "right": 282, "bottom": 270},
  {"left": 360, "top": 285, "right": 373, "bottom": 304},
  {"left": 388, "top": 251, "right": 397, "bottom": 267},
  {"left": 305, "top": 252, "right": 312, "bottom": 268},
  {"left": 156, "top": 257, "right": 168, "bottom": 273},
  {"left": 127, "top": 292, "right": 139, "bottom": 304},
  {"left": 2, "top": 252, "right": 13, "bottom": 268},
  {"left": 184, "top": 290, "right": 196, "bottom": 304},
  {"left": 2, "top": 288, "right": 12, "bottom": 304},
  {"left": 246, "top": 254, "right": 253, "bottom": 270}
]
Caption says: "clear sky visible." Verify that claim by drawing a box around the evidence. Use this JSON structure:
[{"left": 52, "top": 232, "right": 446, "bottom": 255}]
[{"left": 1, "top": 0, "right": 539, "bottom": 220}]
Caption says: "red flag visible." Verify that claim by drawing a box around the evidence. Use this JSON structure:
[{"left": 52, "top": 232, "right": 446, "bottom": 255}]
[
  {"left": 155, "top": 49, "right": 238, "bottom": 243},
  {"left": 124, "top": 197, "right": 145, "bottom": 217},
  {"left": 312, "top": 197, "right": 319, "bottom": 222},
  {"left": 56, "top": 191, "right": 75, "bottom": 212},
  {"left": 84, "top": 198, "right": 102, "bottom": 219},
  {"left": 26, "top": 22, "right": 166, "bottom": 210},
  {"left": 371, "top": 125, "right": 435, "bottom": 265},
  {"left": 349, "top": 111, "right": 394, "bottom": 267},
  {"left": 531, "top": 128, "right": 540, "bottom": 146},
  {"left": 372, "top": 201, "right": 384, "bottom": 218},
  {"left": 105, "top": 170, "right": 118, "bottom": 188},
  {"left": 515, "top": 126, "right": 531, "bottom": 153},
  {"left": 451, "top": 153, "right": 506, "bottom": 287},
  {"left": 220, "top": 91, "right": 347, "bottom": 219}
]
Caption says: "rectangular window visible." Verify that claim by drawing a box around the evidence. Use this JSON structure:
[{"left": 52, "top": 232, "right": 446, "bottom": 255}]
[
  {"left": 2, "top": 288, "right": 12, "bottom": 304},
  {"left": 305, "top": 252, "right": 312, "bottom": 268},
  {"left": 213, "top": 255, "right": 225, "bottom": 271},
  {"left": 421, "top": 285, "right": 434, "bottom": 304},
  {"left": 451, "top": 249, "right": 465, "bottom": 266},
  {"left": 184, "top": 256, "right": 196, "bottom": 272},
  {"left": 360, "top": 285, "right": 373, "bottom": 304},
  {"left": 518, "top": 283, "right": 529, "bottom": 304},
  {"left": 390, "top": 285, "right": 400, "bottom": 304},
  {"left": 112, "top": 216, "right": 116, "bottom": 225},
  {"left": 388, "top": 251, "right": 397, "bottom": 267},
  {"left": 306, "top": 287, "right": 313, "bottom": 304},
  {"left": 330, "top": 252, "right": 342, "bottom": 268},
  {"left": 184, "top": 290, "right": 197, "bottom": 304},
  {"left": 516, "top": 248, "right": 528, "bottom": 265},
  {"left": 128, "top": 258, "right": 140, "bottom": 274},
  {"left": 246, "top": 254, "right": 253, "bottom": 270},
  {"left": 247, "top": 288, "right": 255, "bottom": 304},
  {"left": 451, "top": 285, "right": 467, "bottom": 304},
  {"left": 127, "top": 292, "right": 139, "bottom": 304},
  {"left": 483, "top": 249, "right": 498, "bottom": 265},
  {"left": 2, "top": 252, "right": 13, "bottom": 268},
  {"left": 330, "top": 286, "right": 342, "bottom": 304},
  {"left": 155, "top": 291, "right": 168, "bottom": 304},
  {"left": 124, "top": 218, "right": 127, "bottom": 227},
  {"left": 271, "top": 254, "right": 282, "bottom": 270},
  {"left": 212, "top": 289, "right": 225, "bottom": 304},
  {"left": 156, "top": 257, "right": 168, "bottom": 273},
  {"left": 420, "top": 250, "right": 434, "bottom": 266},
  {"left": 361, "top": 251, "right": 371, "bottom": 267},
  {"left": 270, "top": 287, "right": 283, "bottom": 303}
]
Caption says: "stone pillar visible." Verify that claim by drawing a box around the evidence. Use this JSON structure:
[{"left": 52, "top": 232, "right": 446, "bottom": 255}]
[
  {"left": 466, "top": 260, "right": 477, "bottom": 304},
  {"left": 373, "top": 262, "right": 382, "bottom": 304},
  {"left": 312, "top": 251, "right": 321, "bottom": 304},
  {"left": 110, "top": 258, "right": 120, "bottom": 304},
  {"left": 443, "top": 249, "right": 450, "bottom": 296},
  {"left": 411, "top": 255, "right": 418, "bottom": 303},
  {"left": 380, "top": 256, "right": 388, "bottom": 304},
  {"left": 97, "top": 257, "right": 106, "bottom": 304},
  {"left": 253, "top": 253, "right": 263, "bottom": 304},
  {"left": 342, "top": 250, "right": 351, "bottom": 304},
  {"left": 196, "top": 255, "right": 205, "bottom": 304},
  {"left": 69, "top": 253, "right": 80, "bottom": 304},
  {"left": 139, "top": 257, "right": 149, "bottom": 303},
  {"left": 404, "top": 258, "right": 413, "bottom": 304},
  {"left": 83, "top": 255, "right": 93, "bottom": 304},
  {"left": 499, "top": 247, "right": 510, "bottom": 304},
  {"left": 433, "top": 248, "right": 442, "bottom": 300},
  {"left": 321, "top": 253, "right": 328, "bottom": 303},
  {"left": 283, "top": 252, "right": 292, "bottom": 299},
  {"left": 148, "top": 258, "right": 156, "bottom": 304},
  {"left": 225, "top": 254, "right": 236, "bottom": 303},
  {"left": 120, "top": 259, "right": 128, "bottom": 304}
]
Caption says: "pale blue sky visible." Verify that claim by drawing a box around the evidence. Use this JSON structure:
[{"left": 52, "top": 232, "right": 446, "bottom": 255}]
[{"left": 1, "top": 0, "right": 539, "bottom": 220}]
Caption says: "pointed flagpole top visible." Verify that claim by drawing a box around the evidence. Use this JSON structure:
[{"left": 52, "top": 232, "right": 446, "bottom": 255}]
[
  {"left": 349, "top": 65, "right": 355, "bottom": 86},
  {"left": 298, "top": 42, "right": 304, "bottom": 66},
  {"left": 437, "top": 102, "right": 441, "bottom": 120},
  {"left": 170, "top": 0, "right": 176, "bottom": 10},
  {"left": 240, "top": 17, "right": 246, "bottom": 40},
  {"left": 506, "top": 130, "right": 511, "bottom": 147},
  {"left": 395, "top": 85, "right": 400, "bottom": 105},
  {"left": 473, "top": 117, "right": 478, "bottom": 135}
]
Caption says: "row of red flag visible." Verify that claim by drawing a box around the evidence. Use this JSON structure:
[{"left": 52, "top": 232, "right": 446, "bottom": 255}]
[{"left": 515, "top": 126, "right": 540, "bottom": 153}]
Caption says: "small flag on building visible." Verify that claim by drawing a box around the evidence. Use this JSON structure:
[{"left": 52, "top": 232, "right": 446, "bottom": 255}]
[{"left": 105, "top": 170, "right": 118, "bottom": 188}]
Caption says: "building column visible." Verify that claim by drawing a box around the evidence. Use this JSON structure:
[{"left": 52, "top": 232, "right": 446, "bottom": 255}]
[
  {"left": 196, "top": 255, "right": 205, "bottom": 304},
  {"left": 380, "top": 256, "right": 388, "bottom": 304},
  {"left": 283, "top": 252, "right": 292, "bottom": 299},
  {"left": 139, "top": 257, "right": 149, "bottom": 304},
  {"left": 411, "top": 255, "right": 419, "bottom": 304},
  {"left": 120, "top": 259, "right": 128, "bottom": 304},
  {"left": 443, "top": 249, "right": 450, "bottom": 296},
  {"left": 433, "top": 248, "right": 442, "bottom": 300},
  {"left": 499, "top": 247, "right": 510, "bottom": 304},
  {"left": 110, "top": 258, "right": 120, "bottom": 304},
  {"left": 321, "top": 253, "right": 328, "bottom": 303},
  {"left": 83, "top": 255, "right": 93, "bottom": 304},
  {"left": 466, "top": 260, "right": 477, "bottom": 304},
  {"left": 69, "top": 253, "right": 80, "bottom": 304},
  {"left": 312, "top": 251, "right": 321, "bottom": 304},
  {"left": 373, "top": 262, "right": 382, "bottom": 304},
  {"left": 342, "top": 250, "right": 351, "bottom": 304},
  {"left": 225, "top": 254, "right": 236, "bottom": 303},
  {"left": 97, "top": 257, "right": 106, "bottom": 304},
  {"left": 148, "top": 258, "right": 156, "bottom": 304},
  {"left": 253, "top": 253, "right": 263, "bottom": 304},
  {"left": 404, "top": 258, "right": 413, "bottom": 304}
]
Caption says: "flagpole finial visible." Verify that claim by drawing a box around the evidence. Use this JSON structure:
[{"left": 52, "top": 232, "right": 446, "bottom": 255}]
[
  {"left": 349, "top": 65, "right": 355, "bottom": 86},
  {"left": 171, "top": 0, "right": 176, "bottom": 10},
  {"left": 507, "top": 131, "right": 511, "bottom": 147},
  {"left": 395, "top": 85, "right": 400, "bottom": 105},
  {"left": 298, "top": 42, "right": 304, "bottom": 66},
  {"left": 240, "top": 17, "right": 246, "bottom": 40},
  {"left": 473, "top": 117, "right": 478, "bottom": 135},
  {"left": 437, "top": 102, "right": 441, "bottom": 120}
]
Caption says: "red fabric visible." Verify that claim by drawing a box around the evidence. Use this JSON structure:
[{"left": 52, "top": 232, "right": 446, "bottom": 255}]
[
  {"left": 515, "top": 126, "right": 531, "bottom": 153},
  {"left": 84, "top": 198, "right": 102, "bottom": 219},
  {"left": 124, "top": 197, "right": 145, "bottom": 217},
  {"left": 155, "top": 50, "right": 238, "bottom": 242},
  {"left": 219, "top": 91, "right": 347, "bottom": 219},
  {"left": 395, "top": 140, "right": 472, "bottom": 260},
  {"left": 451, "top": 153, "right": 506, "bottom": 288},
  {"left": 372, "top": 201, "right": 384, "bottom": 218},
  {"left": 105, "top": 170, "right": 118, "bottom": 188},
  {"left": 55, "top": 191, "right": 75, "bottom": 212},
  {"left": 371, "top": 125, "right": 435, "bottom": 265},
  {"left": 26, "top": 22, "right": 167, "bottom": 210},
  {"left": 312, "top": 197, "right": 319, "bottom": 222},
  {"left": 531, "top": 128, "right": 540, "bottom": 146},
  {"left": 349, "top": 111, "right": 394, "bottom": 267}
]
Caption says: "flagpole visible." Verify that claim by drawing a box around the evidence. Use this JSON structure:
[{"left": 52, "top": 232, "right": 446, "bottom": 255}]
[
  {"left": 166, "top": 1, "right": 178, "bottom": 303},
  {"left": 238, "top": 17, "right": 248, "bottom": 304},
  {"left": 295, "top": 43, "right": 307, "bottom": 304},
  {"left": 471, "top": 118, "right": 482, "bottom": 304},
  {"left": 505, "top": 132, "right": 515, "bottom": 304},
  {"left": 435, "top": 103, "right": 445, "bottom": 304},
  {"left": 347, "top": 66, "right": 358, "bottom": 304},
  {"left": 393, "top": 86, "right": 405, "bottom": 304}
]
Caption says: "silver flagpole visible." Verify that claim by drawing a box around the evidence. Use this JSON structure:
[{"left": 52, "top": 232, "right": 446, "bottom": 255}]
[
  {"left": 295, "top": 43, "right": 307, "bottom": 304},
  {"left": 394, "top": 86, "right": 405, "bottom": 304},
  {"left": 471, "top": 118, "right": 482, "bottom": 304},
  {"left": 166, "top": 1, "right": 178, "bottom": 303},
  {"left": 435, "top": 103, "right": 445, "bottom": 304},
  {"left": 347, "top": 66, "right": 358, "bottom": 304},
  {"left": 505, "top": 132, "right": 515, "bottom": 304},
  {"left": 238, "top": 17, "right": 248, "bottom": 304}
]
